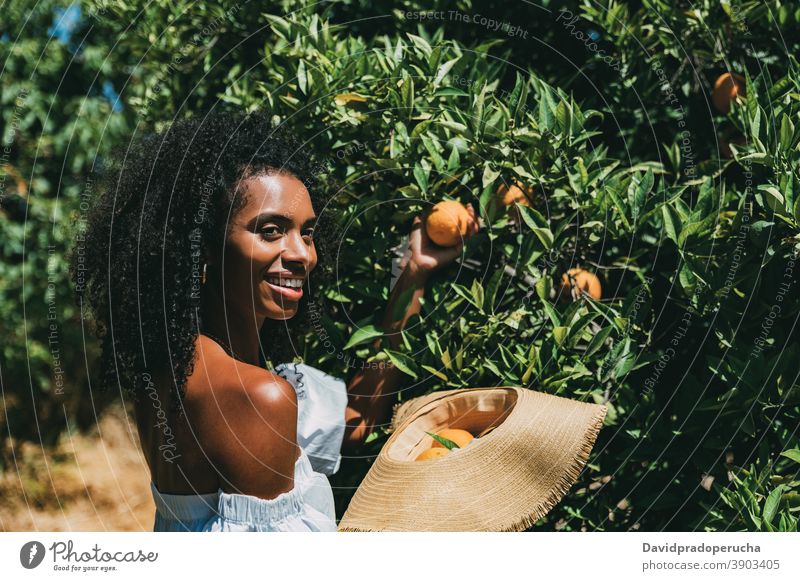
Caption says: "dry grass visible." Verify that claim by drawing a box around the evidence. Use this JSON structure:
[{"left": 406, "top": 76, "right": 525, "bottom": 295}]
[{"left": 0, "top": 404, "right": 155, "bottom": 531}]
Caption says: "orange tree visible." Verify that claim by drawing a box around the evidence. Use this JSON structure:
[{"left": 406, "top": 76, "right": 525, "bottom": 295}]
[{"left": 4, "top": 0, "right": 799, "bottom": 530}]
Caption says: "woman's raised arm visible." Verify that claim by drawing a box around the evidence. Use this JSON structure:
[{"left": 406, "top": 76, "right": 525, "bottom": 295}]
[{"left": 341, "top": 205, "right": 479, "bottom": 452}]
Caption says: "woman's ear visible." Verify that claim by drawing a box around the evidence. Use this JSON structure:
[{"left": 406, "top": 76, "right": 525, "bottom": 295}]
[
  {"left": 203, "top": 243, "right": 222, "bottom": 268},
  {"left": 200, "top": 250, "right": 216, "bottom": 287},
  {"left": 200, "top": 251, "right": 219, "bottom": 288}
]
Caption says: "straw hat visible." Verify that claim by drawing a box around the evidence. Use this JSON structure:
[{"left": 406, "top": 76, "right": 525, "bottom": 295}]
[{"left": 337, "top": 386, "right": 607, "bottom": 532}]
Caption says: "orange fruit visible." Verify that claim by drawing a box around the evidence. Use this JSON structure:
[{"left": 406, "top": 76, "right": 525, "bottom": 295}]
[
  {"left": 430, "top": 428, "right": 475, "bottom": 449},
  {"left": 712, "top": 72, "right": 745, "bottom": 114},
  {"left": 416, "top": 447, "right": 450, "bottom": 461},
  {"left": 496, "top": 181, "right": 533, "bottom": 207},
  {"left": 425, "top": 200, "right": 470, "bottom": 247},
  {"left": 560, "top": 268, "right": 602, "bottom": 301}
]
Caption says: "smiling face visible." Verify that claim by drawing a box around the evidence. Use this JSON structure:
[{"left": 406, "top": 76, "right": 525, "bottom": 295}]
[{"left": 215, "top": 171, "right": 318, "bottom": 321}]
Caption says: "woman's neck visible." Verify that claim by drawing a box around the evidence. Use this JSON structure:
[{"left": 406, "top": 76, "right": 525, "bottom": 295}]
[{"left": 200, "top": 289, "right": 264, "bottom": 366}]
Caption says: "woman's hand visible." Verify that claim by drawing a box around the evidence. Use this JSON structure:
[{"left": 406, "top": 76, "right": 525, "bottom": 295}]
[
  {"left": 344, "top": 203, "right": 479, "bottom": 451},
  {"left": 404, "top": 202, "right": 480, "bottom": 277}
]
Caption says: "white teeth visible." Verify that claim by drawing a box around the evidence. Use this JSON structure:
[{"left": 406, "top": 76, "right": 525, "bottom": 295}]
[{"left": 266, "top": 277, "right": 303, "bottom": 289}]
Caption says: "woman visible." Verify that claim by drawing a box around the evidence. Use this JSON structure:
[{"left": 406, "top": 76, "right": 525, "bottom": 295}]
[{"left": 72, "top": 112, "right": 479, "bottom": 531}]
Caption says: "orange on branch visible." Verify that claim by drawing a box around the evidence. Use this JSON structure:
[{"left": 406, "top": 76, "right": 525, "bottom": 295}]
[
  {"left": 712, "top": 72, "right": 746, "bottom": 115},
  {"left": 425, "top": 200, "right": 470, "bottom": 247},
  {"left": 560, "top": 268, "right": 602, "bottom": 301},
  {"left": 430, "top": 428, "right": 475, "bottom": 449},
  {"left": 496, "top": 181, "right": 534, "bottom": 207},
  {"left": 415, "top": 447, "right": 450, "bottom": 461}
]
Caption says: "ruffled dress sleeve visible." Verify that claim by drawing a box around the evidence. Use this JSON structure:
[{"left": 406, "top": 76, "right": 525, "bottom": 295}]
[
  {"left": 203, "top": 449, "right": 338, "bottom": 532},
  {"left": 273, "top": 362, "right": 348, "bottom": 476},
  {"left": 151, "top": 449, "right": 339, "bottom": 532}
]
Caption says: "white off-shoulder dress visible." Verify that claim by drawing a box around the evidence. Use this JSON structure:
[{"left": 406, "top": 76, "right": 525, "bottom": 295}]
[{"left": 149, "top": 363, "right": 348, "bottom": 532}]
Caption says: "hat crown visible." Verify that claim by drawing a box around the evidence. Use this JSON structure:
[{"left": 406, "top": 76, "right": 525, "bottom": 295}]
[{"left": 386, "top": 387, "right": 519, "bottom": 462}]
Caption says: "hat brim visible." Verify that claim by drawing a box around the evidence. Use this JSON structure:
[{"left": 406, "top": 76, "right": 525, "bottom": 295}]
[{"left": 338, "top": 387, "right": 607, "bottom": 532}]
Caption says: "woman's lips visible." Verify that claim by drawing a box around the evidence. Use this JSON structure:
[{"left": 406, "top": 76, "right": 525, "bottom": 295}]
[{"left": 264, "top": 278, "right": 304, "bottom": 301}]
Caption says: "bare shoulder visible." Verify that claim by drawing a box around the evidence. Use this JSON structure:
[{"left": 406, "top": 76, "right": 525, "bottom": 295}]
[
  {"left": 184, "top": 338, "right": 300, "bottom": 499},
  {"left": 187, "top": 335, "right": 298, "bottom": 415}
]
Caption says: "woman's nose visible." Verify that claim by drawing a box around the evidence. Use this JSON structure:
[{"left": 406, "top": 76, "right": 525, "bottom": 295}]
[{"left": 281, "top": 229, "right": 313, "bottom": 267}]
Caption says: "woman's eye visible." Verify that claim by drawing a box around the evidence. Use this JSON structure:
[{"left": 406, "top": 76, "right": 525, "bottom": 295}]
[
  {"left": 258, "top": 225, "right": 313, "bottom": 241},
  {"left": 259, "top": 225, "right": 282, "bottom": 238}
]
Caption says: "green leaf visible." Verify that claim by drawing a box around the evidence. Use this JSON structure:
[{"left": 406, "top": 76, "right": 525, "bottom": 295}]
[
  {"left": 428, "top": 44, "right": 442, "bottom": 73},
  {"left": 433, "top": 87, "right": 470, "bottom": 99},
  {"left": 661, "top": 204, "right": 682, "bottom": 243},
  {"left": 612, "top": 340, "right": 636, "bottom": 380},
  {"left": 553, "top": 326, "right": 569, "bottom": 346},
  {"left": 413, "top": 163, "right": 428, "bottom": 192},
  {"left": 470, "top": 279, "right": 485, "bottom": 311},
  {"left": 511, "top": 72, "right": 529, "bottom": 123},
  {"left": 373, "top": 157, "right": 401, "bottom": 169},
  {"left": 584, "top": 325, "right": 614, "bottom": 358},
  {"left": 631, "top": 169, "right": 654, "bottom": 220},
  {"left": 478, "top": 183, "right": 496, "bottom": 221},
  {"left": 518, "top": 205, "right": 554, "bottom": 249},
  {"left": 425, "top": 332, "right": 440, "bottom": 357},
  {"left": 411, "top": 119, "right": 433, "bottom": 140},
  {"left": 434, "top": 56, "right": 460, "bottom": 87},
  {"left": 567, "top": 312, "right": 600, "bottom": 345},
  {"left": 483, "top": 358, "right": 503, "bottom": 378},
  {"left": 385, "top": 349, "right": 418, "bottom": 379},
  {"left": 604, "top": 183, "right": 631, "bottom": 230},
  {"left": 521, "top": 359, "right": 537, "bottom": 383},
  {"left": 780, "top": 113, "right": 795, "bottom": 150},
  {"left": 538, "top": 91, "right": 555, "bottom": 131},
  {"left": 421, "top": 134, "right": 445, "bottom": 172},
  {"left": 421, "top": 364, "right": 448, "bottom": 381},
  {"left": 555, "top": 99, "right": 572, "bottom": 135},
  {"left": 517, "top": 203, "right": 548, "bottom": 227},
  {"left": 324, "top": 289, "right": 352, "bottom": 302},
  {"left": 297, "top": 60, "right": 307, "bottom": 95},
  {"left": 263, "top": 14, "right": 292, "bottom": 39},
  {"left": 759, "top": 185, "right": 785, "bottom": 213},
  {"left": 535, "top": 277, "right": 549, "bottom": 300},
  {"left": 677, "top": 217, "right": 712, "bottom": 247},
  {"left": 451, "top": 283, "right": 481, "bottom": 309},
  {"left": 425, "top": 431, "right": 460, "bottom": 449},
  {"left": 401, "top": 75, "right": 415, "bottom": 112},
  {"left": 485, "top": 268, "right": 505, "bottom": 312},
  {"left": 473, "top": 83, "right": 487, "bottom": 135},
  {"left": 438, "top": 119, "right": 469, "bottom": 135},
  {"left": 540, "top": 299, "right": 562, "bottom": 326},
  {"left": 441, "top": 347, "right": 452, "bottom": 369},
  {"left": 393, "top": 37, "right": 405, "bottom": 63},
  {"left": 763, "top": 485, "right": 787, "bottom": 525},
  {"left": 780, "top": 449, "right": 800, "bottom": 464},
  {"left": 447, "top": 143, "right": 460, "bottom": 172},
  {"left": 678, "top": 263, "right": 696, "bottom": 293},
  {"left": 482, "top": 164, "right": 500, "bottom": 189},
  {"left": 406, "top": 33, "right": 432, "bottom": 58},
  {"left": 344, "top": 324, "right": 383, "bottom": 349}
]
